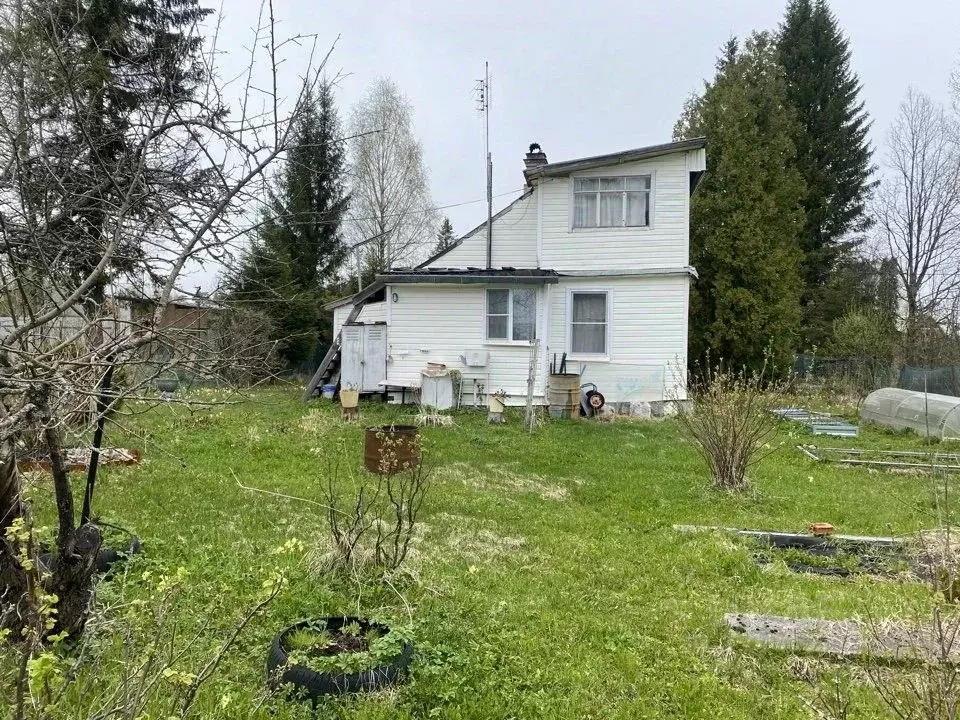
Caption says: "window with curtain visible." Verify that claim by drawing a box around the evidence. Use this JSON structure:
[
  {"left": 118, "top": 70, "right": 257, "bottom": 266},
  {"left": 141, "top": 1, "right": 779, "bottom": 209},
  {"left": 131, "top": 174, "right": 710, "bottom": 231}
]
[
  {"left": 573, "top": 175, "right": 651, "bottom": 228},
  {"left": 486, "top": 288, "right": 536, "bottom": 341},
  {"left": 570, "top": 292, "right": 608, "bottom": 355}
]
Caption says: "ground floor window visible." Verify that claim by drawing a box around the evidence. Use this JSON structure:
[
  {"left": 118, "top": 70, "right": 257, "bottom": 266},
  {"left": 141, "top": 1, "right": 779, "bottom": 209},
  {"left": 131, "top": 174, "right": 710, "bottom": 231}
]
[
  {"left": 486, "top": 288, "right": 536, "bottom": 342},
  {"left": 569, "top": 291, "right": 608, "bottom": 355}
]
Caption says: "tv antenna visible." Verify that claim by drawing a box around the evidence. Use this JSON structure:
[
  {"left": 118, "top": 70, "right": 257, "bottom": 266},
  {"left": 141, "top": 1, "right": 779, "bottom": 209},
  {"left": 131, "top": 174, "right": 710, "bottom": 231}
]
[{"left": 475, "top": 62, "right": 493, "bottom": 269}]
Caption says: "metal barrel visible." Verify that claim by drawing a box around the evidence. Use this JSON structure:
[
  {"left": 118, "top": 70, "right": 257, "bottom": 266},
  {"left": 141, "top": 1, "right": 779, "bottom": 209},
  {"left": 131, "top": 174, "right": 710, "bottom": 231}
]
[
  {"left": 548, "top": 373, "right": 581, "bottom": 419},
  {"left": 364, "top": 425, "right": 421, "bottom": 475}
]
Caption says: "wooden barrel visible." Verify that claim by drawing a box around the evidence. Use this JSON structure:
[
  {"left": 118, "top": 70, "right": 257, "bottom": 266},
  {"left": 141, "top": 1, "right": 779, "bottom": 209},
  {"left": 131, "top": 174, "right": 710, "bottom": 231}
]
[
  {"left": 548, "top": 374, "right": 581, "bottom": 419},
  {"left": 364, "top": 425, "right": 421, "bottom": 475}
]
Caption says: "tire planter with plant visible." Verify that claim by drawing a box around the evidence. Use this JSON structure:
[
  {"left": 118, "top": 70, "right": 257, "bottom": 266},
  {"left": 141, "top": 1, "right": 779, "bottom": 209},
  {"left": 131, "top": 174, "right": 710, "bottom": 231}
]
[
  {"left": 266, "top": 616, "right": 413, "bottom": 704},
  {"left": 155, "top": 377, "right": 179, "bottom": 395}
]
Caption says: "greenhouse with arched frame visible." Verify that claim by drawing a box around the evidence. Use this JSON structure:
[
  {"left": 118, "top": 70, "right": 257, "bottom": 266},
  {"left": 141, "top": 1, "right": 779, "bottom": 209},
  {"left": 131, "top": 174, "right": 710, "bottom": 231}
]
[{"left": 861, "top": 387, "right": 960, "bottom": 440}]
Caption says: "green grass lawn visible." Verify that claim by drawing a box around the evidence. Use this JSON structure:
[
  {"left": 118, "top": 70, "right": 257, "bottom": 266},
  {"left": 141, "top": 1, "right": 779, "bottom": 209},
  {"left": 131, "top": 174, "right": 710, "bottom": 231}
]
[{"left": 16, "top": 387, "right": 960, "bottom": 718}]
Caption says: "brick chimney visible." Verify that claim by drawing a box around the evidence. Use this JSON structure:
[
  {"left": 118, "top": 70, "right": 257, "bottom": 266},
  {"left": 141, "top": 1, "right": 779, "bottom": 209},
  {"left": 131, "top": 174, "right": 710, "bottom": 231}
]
[{"left": 524, "top": 142, "right": 548, "bottom": 170}]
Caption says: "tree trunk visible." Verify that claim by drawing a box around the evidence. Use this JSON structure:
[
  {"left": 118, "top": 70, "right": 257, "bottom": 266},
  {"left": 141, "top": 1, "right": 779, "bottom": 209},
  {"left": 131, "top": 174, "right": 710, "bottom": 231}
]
[
  {"left": 0, "top": 446, "right": 27, "bottom": 630},
  {"left": 40, "top": 400, "right": 101, "bottom": 637}
]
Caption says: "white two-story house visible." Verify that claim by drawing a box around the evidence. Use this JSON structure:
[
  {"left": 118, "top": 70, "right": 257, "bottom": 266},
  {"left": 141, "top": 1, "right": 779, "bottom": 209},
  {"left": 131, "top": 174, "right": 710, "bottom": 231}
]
[{"left": 308, "top": 137, "right": 706, "bottom": 409}]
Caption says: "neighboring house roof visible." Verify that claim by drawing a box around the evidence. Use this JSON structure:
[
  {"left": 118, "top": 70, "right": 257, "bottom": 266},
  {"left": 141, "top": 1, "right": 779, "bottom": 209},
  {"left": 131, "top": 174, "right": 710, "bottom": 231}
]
[
  {"left": 523, "top": 137, "right": 707, "bottom": 181},
  {"left": 113, "top": 291, "right": 226, "bottom": 311},
  {"left": 416, "top": 188, "right": 535, "bottom": 269}
]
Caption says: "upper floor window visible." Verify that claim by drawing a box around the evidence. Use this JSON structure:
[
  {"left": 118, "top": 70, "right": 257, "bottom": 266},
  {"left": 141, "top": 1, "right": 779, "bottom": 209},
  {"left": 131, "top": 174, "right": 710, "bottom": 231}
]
[
  {"left": 573, "top": 175, "right": 651, "bottom": 229},
  {"left": 486, "top": 288, "right": 536, "bottom": 342}
]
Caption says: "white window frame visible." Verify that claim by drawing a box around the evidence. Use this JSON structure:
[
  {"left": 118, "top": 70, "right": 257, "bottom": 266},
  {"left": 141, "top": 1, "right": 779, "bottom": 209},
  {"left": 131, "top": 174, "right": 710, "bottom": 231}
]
[
  {"left": 566, "top": 289, "right": 612, "bottom": 360},
  {"left": 485, "top": 287, "right": 538, "bottom": 345},
  {"left": 569, "top": 172, "right": 655, "bottom": 231}
]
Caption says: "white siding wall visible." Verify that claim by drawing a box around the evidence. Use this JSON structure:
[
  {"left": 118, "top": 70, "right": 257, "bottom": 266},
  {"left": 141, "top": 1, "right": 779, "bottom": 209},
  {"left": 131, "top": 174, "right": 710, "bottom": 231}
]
[
  {"left": 385, "top": 285, "right": 547, "bottom": 404},
  {"left": 332, "top": 304, "right": 353, "bottom": 337},
  {"left": 539, "top": 152, "right": 690, "bottom": 272},
  {"left": 333, "top": 301, "right": 386, "bottom": 338},
  {"left": 356, "top": 301, "right": 386, "bottom": 324},
  {"left": 424, "top": 191, "right": 538, "bottom": 269},
  {"left": 545, "top": 276, "right": 689, "bottom": 403}
]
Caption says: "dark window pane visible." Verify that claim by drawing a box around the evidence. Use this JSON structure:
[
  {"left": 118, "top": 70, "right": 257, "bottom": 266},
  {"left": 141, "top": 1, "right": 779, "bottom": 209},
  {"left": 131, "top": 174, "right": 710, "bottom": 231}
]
[
  {"left": 625, "top": 191, "right": 648, "bottom": 226},
  {"left": 512, "top": 289, "right": 536, "bottom": 341},
  {"left": 487, "top": 289, "right": 509, "bottom": 314}
]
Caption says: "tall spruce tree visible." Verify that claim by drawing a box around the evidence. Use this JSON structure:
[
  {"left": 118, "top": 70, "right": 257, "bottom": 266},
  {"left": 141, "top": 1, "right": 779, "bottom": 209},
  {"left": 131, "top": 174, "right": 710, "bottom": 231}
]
[
  {"left": 35, "top": 0, "right": 214, "bottom": 304},
  {"left": 675, "top": 34, "right": 807, "bottom": 371},
  {"left": 777, "top": 0, "right": 875, "bottom": 347},
  {"left": 268, "top": 83, "right": 350, "bottom": 291},
  {"left": 230, "top": 83, "right": 350, "bottom": 366}
]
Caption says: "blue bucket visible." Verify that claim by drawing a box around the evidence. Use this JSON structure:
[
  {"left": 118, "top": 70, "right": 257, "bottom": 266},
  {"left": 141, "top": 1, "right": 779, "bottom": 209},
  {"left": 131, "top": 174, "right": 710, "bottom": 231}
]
[{"left": 320, "top": 384, "right": 336, "bottom": 399}]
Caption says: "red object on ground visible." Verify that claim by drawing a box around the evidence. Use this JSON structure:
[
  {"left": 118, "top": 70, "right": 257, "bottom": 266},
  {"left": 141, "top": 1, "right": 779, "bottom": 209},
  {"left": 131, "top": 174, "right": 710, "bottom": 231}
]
[{"left": 809, "top": 522, "right": 835, "bottom": 536}]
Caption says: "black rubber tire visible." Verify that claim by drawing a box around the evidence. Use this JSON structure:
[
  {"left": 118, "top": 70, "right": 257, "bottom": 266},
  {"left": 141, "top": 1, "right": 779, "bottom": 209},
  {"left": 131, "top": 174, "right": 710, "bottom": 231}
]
[
  {"left": 266, "top": 617, "right": 413, "bottom": 704},
  {"left": 95, "top": 536, "right": 141, "bottom": 575},
  {"left": 586, "top": 390, "right": 605, "bottom": 410},
  {"left": 39, "top": 536, "right": 141, "bottom": 576}
]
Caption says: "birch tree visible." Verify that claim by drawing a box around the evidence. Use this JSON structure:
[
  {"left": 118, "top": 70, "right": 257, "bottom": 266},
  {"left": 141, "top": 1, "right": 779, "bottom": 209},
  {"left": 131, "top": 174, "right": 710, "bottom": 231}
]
[{"left": 347, "top": 77, "right": 435, "bottom": 280}]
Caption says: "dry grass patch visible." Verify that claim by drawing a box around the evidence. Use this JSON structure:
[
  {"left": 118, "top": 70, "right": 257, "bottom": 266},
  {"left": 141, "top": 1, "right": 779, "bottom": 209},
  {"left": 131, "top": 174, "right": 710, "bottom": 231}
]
[
  {"left": 298, "top": 409, "right": 342, "bottom": 436},
  {"left": 427, "top": 512, "right": 528, "bottom": 564},
  {"left": 435, "top": 461, "right": 577, "bottom": 501}
]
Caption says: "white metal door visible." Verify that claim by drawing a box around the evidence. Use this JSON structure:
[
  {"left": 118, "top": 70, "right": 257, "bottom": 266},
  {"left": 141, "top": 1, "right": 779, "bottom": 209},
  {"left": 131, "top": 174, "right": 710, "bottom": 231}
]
[
  {"left": 361, "top": 325, "right": 387, "bottom": 392},
  {"left": 340, "top": 325, "right": 364, "bottom": 390}
]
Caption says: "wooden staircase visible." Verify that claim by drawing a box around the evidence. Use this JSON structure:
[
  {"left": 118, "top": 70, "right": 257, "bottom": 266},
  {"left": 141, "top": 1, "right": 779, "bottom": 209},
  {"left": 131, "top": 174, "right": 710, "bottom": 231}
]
[{"left": 301, "top": 302, "right": 363, "bottom": 402}]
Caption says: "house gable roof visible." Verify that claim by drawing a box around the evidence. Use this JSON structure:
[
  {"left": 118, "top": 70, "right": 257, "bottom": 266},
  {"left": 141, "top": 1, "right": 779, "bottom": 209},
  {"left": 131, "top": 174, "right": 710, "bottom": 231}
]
[
  {"left": 523, "top": 137, "right": 707, "bottom": 180},
  {"left": 417, "top": 188, "right": 534, "bottom": 269}
]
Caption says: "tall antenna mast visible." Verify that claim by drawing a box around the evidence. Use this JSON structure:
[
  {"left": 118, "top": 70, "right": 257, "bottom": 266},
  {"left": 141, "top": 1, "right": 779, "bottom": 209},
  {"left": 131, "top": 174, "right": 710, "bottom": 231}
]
[{"left": 475, "top": 62, "right": 493, "bottom": 269}]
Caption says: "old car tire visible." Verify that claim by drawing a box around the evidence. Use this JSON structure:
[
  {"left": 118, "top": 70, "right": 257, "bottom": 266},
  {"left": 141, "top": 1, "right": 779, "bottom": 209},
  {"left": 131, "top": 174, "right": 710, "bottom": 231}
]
[
  {"left": 39, "top": 536, "right": 141, "bottom": 576},
  {"left": 266, "top": 617, "right": 413, "bottom": 704}
]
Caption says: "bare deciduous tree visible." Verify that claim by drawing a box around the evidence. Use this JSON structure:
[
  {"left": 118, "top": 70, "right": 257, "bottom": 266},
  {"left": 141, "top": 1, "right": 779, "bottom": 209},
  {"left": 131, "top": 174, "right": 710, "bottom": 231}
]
[
  {"left": 0, "top": 0, "right": 332, "bottom": 638},
  {"left": 347, "top": 77, "right": 436, "bottom": 280},
  {"left": 877, "top": 89, "right": 960, "bottom": 324}
]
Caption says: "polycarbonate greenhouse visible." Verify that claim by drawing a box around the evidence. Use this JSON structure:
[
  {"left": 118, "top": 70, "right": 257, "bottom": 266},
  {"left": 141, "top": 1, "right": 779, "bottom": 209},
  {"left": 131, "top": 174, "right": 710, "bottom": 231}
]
[{"left": 861, "top": 387, "right": 960, "bottom": 440}]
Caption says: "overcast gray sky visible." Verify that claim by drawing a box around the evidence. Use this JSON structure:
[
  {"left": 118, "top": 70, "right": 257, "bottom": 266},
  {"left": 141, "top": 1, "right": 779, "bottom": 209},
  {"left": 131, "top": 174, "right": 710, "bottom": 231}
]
[{"left": 191, "top": 0, "right": 960, "bottom": 289}]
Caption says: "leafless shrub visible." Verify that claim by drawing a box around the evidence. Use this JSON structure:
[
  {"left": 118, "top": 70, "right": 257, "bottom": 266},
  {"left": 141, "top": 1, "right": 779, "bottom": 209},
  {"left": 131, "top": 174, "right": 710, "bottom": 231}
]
[
  {"left": 675, "top": 361, "right": 784, "bottom": 492},
  {"left": 207, "top": 306, "right": 281, "bottom": 386},
  {"left": 862, "top": 606, "right": 960, "bottom": 720},
  {"left": 0, "top": 556, "right": 285, "bottom": 719},
  {"left": 791, "top": 658, "right": 854, "bottom": 720},
  {"left": 319, "top": 458, "right": 430, "bottom": 577},
  {"left": 911, "top": 528, "right": 960, "bottom": 602}
]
